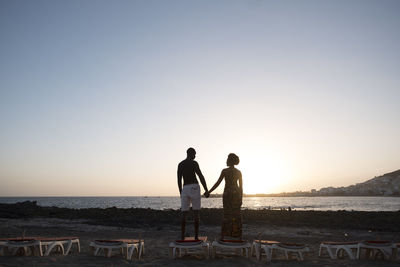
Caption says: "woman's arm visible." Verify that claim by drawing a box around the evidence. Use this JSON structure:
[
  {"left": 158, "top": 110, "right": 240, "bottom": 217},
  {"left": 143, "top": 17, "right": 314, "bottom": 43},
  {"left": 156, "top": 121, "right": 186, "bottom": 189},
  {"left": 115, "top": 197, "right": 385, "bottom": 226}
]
[
  {"left": 208, "top": 170, "right": 225, "bottom": 194},
  {"left": 238, "top": 170, "right": 243, "bottom": 197}
]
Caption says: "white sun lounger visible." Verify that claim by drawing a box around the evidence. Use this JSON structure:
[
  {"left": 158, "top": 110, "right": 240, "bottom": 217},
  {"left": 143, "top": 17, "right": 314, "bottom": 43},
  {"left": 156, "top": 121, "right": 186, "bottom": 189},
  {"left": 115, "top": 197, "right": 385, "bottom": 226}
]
[
  {"left": 0, "top": 239, "right": 7, "bottom": 256},
  {"left": 357, "top": 240, "right": 396, "bottom": 260},
  {"left": 3, "top": 238, "right": 43, "bottom": 256},
  {"left": 319, "top": 241, "right": 359, "bottom": 260},
  {"left": 89, "top": 239, "right": 144, "bottom": 260},
  {"left": 252, "top": 240, "right": 309, "bottom": 262},
  {"left": 38, "top": 237, "right": 80, "bottom": 256},
  {"left": 211, "top": 239, "right": 251, "bottom": 258},
  {"left": 169, "top": 237, "right": 209, "bottom": 259},
  {"left": 252, "top": 240, "right": 280, "bottom": 262},
  {"left": 270, "top": 242, "right": 310, "bottom": 261},
  {"left": 1, "top": 236, "right": 80, "bottom": 257}
]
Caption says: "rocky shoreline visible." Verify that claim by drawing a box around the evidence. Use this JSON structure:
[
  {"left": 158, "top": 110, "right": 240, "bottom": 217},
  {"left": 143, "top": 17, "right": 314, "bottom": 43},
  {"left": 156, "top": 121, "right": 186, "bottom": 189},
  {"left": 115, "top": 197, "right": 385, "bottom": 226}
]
[{"left": 1, "top": 201, "right": 399, "bottom": 231}]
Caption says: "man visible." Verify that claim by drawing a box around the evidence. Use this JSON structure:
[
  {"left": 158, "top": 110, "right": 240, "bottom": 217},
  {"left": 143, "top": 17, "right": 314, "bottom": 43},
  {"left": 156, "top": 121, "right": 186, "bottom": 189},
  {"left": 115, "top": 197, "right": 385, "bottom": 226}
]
[{"left": 177, "top": 147, "right": 209, "bottom": 240}]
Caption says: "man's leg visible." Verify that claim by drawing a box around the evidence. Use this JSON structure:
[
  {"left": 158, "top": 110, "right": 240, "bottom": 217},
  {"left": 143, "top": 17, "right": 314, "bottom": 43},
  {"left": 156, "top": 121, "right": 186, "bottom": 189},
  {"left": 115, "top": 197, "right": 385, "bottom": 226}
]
[
  {"left": 193, "top": 210, "right": 199, "bottom": 240},
  {"left": 191, "top": 185, "right": 201, "bottom": 241},
  {"left": 181, "top": 211, "right": 187, "bottom": 240},
  {"left": 181, "top": 186, "right": 190, "bottom": 240}
]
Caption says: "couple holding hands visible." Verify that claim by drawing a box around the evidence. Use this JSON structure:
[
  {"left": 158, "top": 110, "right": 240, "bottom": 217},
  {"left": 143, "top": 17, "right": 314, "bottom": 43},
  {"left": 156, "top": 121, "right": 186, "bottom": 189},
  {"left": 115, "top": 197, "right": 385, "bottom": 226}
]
[{"left": 177, "top": 147, "right": 243, "bottom": 241}]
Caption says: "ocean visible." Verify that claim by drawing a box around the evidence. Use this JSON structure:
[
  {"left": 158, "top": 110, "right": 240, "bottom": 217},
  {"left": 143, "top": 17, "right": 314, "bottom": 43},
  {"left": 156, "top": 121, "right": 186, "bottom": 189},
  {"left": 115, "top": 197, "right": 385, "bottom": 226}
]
[{"left": 0, "top": 196, "right": 399, "bottom": 211}]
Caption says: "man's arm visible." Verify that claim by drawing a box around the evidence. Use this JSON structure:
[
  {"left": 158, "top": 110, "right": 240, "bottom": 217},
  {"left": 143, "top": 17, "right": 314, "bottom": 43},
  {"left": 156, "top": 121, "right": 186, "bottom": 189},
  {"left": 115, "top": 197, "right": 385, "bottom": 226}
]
[
  {"left": 177, "top": 164, "right": 183, "bottom": 195},
  {"left": 194, "top": 162, "right": 208, "bottom": 192}
]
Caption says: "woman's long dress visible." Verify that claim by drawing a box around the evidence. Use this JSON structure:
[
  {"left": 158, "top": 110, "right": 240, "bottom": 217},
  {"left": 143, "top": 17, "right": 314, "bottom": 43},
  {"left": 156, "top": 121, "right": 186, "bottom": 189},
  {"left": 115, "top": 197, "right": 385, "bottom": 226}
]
[{"left": 221, "top": 168, "right": 242, "bottom": 239}]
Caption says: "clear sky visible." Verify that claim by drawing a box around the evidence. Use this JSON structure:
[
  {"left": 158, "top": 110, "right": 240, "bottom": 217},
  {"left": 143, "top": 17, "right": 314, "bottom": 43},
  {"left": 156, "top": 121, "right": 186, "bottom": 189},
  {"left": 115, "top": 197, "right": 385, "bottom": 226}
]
[{"left": 1, "top": 0, "right": 399, "bottom": 196}]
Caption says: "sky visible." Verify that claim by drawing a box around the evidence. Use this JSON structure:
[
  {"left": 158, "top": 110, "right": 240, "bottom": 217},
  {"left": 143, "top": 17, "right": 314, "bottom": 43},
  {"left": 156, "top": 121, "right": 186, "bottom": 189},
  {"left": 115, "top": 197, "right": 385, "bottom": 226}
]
[{"left": 1, "top": 0, "right": 400, "bottom": 196}]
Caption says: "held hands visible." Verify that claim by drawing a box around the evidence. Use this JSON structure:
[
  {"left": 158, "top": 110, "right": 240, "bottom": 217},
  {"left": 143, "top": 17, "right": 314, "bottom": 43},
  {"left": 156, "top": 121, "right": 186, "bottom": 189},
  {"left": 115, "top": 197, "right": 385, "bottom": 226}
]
[{"left": 204, "top": 191, "right": 210, "bottom": 198}]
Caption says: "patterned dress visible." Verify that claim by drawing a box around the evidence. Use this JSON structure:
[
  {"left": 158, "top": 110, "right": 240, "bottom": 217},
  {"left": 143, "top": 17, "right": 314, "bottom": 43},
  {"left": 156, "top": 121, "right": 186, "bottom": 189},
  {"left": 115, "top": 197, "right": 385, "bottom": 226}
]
[{"left": 221, "top": 168, "right": 242, "bottom": 239}]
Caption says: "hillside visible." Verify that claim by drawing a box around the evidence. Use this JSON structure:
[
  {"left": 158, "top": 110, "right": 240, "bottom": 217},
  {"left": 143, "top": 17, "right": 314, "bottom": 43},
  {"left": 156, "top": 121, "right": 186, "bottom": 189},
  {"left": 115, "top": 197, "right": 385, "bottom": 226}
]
[
  {"left": 244, "top": 169, "right": 400, "bottom": 197},
  {"left": 317, "top": 169, "right": 400, "bottom": 196}
]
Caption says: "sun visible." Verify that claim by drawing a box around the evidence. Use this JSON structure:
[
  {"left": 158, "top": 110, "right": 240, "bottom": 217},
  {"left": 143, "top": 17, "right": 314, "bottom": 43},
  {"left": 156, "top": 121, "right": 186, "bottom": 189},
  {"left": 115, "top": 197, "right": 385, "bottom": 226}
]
[{"left": 239, "top": 151, "right": 291, "bottom": 194}]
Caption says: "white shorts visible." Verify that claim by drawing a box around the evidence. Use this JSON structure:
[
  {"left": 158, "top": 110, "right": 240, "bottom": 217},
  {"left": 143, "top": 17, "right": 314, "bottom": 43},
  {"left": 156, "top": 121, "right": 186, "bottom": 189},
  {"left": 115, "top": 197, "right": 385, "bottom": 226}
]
[{"left": 181, "top": 184, "right": 201, "bottom": 212}]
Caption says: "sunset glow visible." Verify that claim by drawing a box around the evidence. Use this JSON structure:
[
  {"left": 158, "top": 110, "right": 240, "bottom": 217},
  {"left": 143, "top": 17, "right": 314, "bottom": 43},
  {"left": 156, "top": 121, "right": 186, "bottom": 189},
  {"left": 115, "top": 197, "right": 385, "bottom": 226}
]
[
  {"left": 1, "top": 1, "right": 399, "bottom": 196},
  {"left": 240, "top": 150, "right": 292, "bottom": 194}
]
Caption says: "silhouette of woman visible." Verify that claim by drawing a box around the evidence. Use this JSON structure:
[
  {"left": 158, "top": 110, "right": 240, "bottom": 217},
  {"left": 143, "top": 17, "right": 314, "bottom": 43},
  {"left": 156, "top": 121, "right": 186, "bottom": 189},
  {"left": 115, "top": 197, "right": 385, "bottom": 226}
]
[{"left": 207, "top": 153, "right": 243, "bottom": 239}]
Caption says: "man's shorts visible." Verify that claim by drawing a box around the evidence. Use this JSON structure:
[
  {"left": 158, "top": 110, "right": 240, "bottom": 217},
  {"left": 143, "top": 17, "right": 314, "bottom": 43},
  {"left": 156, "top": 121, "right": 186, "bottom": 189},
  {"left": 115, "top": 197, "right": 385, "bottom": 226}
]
[{"left": 181, "top": 184, "right": 201, "bottom": 212}]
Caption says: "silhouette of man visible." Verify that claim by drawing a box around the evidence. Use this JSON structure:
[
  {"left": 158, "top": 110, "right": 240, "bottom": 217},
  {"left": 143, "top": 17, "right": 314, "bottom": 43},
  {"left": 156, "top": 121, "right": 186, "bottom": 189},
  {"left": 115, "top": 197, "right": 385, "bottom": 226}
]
[{"left": 177, "top": 147, "right": 209, "bottom": 240}]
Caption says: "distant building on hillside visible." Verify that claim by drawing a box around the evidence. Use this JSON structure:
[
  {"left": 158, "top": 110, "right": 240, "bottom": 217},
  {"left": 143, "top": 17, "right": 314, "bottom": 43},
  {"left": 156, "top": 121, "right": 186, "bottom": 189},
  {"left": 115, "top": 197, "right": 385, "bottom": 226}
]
[
  {"left": 315, "top": 169, "right": 400, "bottom": 196},
  {"left": 311, "top": 189, "right": 317, "bottom": 195}
]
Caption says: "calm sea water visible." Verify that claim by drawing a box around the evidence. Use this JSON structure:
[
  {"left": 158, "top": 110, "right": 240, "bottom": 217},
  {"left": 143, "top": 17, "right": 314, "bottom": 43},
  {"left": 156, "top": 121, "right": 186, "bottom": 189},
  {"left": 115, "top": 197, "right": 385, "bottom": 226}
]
[{"left": 0, "top": 196, "right": 399, "bottom": 211}]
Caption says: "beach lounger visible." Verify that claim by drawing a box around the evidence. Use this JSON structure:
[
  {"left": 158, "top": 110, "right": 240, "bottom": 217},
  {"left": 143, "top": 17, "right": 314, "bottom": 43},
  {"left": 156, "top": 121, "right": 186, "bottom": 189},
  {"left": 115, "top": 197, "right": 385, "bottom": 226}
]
[
  {"left": 169, "top": 237, "right": 209, "bottom": 259},
  {"left": 3, "top": 238, "right": 43, "bottom": 256},
  {"left": 357, "top": 240, "right": 396, "bottom": 260},
  {"left": 252, "top": 240, "right": 309, "bottom": 262},
  {"left": 211, "top": 239, "right": 251, "bottom": 258},
  {"left": 38, "top": 237, "right": 80, "bottom": 256},
  {"left": 270, "top": 242, "right": 310, "bottom": 261},
  {"left": 0, "top": 239, "right": 7, "bottom": 256},
  {"left": 319, "top": 241, "right": 359, "bottom": 260},
  {"left": 251, "top": 240, "right": 279, "bottom": 262},
  {"left": 89, "top": 239, "right": 144, "bottom": 260},
  {"left": 1, "top": 236, "right": 80, "bottom": 257},
  {"left": 0, "top": 237, "right": 38, "bottom": 256}
]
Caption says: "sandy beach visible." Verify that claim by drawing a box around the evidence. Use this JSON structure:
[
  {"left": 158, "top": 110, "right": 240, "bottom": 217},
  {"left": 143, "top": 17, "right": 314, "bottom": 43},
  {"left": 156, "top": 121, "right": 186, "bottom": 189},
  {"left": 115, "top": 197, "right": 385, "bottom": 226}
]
[{"left": 0, "top": 203, "right": 399, "bottom": 266}]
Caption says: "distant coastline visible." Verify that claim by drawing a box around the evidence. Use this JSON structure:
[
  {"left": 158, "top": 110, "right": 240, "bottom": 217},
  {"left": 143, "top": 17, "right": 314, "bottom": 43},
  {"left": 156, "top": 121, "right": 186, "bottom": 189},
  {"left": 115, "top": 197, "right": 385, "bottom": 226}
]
[
  {"left": 208, "top": 193, "right": 400, "bottom": 198},
  {"left": 1, "top": 169, "right": 399, "bottom": 199},
  {"left": 239, "top": 169, "right": 400, "bottom": 197}
]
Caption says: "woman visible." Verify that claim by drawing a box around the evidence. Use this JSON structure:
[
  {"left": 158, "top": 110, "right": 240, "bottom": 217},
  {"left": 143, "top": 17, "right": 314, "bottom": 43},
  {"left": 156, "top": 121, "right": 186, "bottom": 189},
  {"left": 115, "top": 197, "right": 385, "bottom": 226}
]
[{"left": 207, "top": 153, "right": 243, "bottom": 239}]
